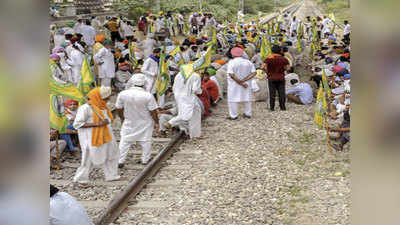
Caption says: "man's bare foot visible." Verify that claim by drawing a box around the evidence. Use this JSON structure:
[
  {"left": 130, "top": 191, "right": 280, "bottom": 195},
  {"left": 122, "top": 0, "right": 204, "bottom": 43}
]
[{"left": 163, "top": 122, "right": 172, "bottom": 129}]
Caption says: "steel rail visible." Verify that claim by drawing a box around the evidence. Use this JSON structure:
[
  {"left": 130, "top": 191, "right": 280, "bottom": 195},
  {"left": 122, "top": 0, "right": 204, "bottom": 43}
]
[{"left": 95, "top": 131, "right": 184, "bottom": 225}]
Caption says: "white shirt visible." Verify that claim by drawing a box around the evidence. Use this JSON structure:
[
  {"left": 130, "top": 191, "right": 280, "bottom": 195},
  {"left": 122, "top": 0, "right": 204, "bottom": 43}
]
[
  {"left": 50, "top": 192, "right": 94, "bottom": 225},
  {"left": 141, "top": 57, "right": 159, "bottom": 94},
  {"left": 93, "top": 47, "right": 115, "bottom": 79},
  {"left": 124, "top": 24, "right": 135, "bottom": 36},
  {"left": 290, "top": 19, "right": 299, "bottom": 32},
  {"left": 226, "top": 57, "right": 256, "bottom": 102},
  {"left": 344, "top": 24, "right": 351, "bottom": 35},
  {"left": 80, "top": 24, "right": 96, "bottom": 47},
  {"left": 115, "top": 86, "right": 158, "bottom": 142},
  {"left": 286, "top": 83, "right": 313, "bottom": 104},
  {"left": 172, "top": 72, "right": 202, "bottom": 121},
  {"left": 177, "top": 14, "right": 184, "bottom": 25},
  {"left": 91, "top": 19, "right": 102, "bottom": 31},
  {"left": 66, "top": 48, "right": 85, "bottom": 85},
  {"left": 137, "top": 39, "right": 160, "bottom": 59}
]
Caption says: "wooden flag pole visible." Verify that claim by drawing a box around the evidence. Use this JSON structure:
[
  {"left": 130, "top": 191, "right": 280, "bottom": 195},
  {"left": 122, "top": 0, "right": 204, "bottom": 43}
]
[{"left": 325, "top": 115, "right": 332, "bottom": 153}]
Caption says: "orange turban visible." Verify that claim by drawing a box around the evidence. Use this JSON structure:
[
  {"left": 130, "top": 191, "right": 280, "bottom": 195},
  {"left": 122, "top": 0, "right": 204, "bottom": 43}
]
[
  {"left": 215, "top": 59, "right": 226, "bottom": 65},
  {"left": 95, "top": 34, "right": 105, "bottom": 43},
  {"left": 189, "top": 36, "right": 197, "bottom": 43},
  {"left": 122, "top": 39, "right": 129, "bottom": 45}
]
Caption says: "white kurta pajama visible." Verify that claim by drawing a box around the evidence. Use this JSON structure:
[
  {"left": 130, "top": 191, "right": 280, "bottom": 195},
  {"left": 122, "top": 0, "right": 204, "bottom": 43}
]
[
  {"left": 226, "top": 57, "right": 256, "bottom": 118},
  {"left": 66, "top": 48, "right": 85, "bottom": 86},
  {"left": 115, "top": 87, "right": 158, "bottom": 164},
  {"left": 80, "top": 25, "right": 96, "bottom": 48},
  {"left": 168, "top": 72, "right": 202, "bottom": 138},
  {"left": 94, "top": 47, "right": 115, "bottom": 87},
  {"left": 73, "top": 104, "right": 120, "bottom": 184},
  {"left": 141, "top": 57, "right": 159, "bottom": 94}
]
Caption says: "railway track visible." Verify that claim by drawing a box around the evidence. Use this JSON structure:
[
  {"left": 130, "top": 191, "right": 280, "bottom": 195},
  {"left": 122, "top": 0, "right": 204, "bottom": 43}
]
[{"left": 49, "top": 3, "right": 305, "bottom": 225}]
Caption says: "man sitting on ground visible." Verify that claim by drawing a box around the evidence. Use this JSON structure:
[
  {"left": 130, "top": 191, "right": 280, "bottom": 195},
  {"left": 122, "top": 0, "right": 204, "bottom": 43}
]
[{"left": 286, "top": 79, "right": 313, "bottom": 105}]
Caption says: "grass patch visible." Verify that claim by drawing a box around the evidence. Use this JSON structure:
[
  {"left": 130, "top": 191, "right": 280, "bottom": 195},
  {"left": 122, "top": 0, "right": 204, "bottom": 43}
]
[
  {"left": 290, "top": 196, "right": 310, "bottom": 204},
  {"left": 288, "top": 185, "right": 302, "bottom": 197}
]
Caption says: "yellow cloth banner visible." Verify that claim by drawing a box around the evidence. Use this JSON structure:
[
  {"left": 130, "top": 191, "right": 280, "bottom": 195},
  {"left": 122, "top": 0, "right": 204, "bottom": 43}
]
[
  {"left": 314, "top": 86, "right": 327, "bottom": 129},
  {"left": 79, "top": 55, "right": 94, "bottom": 95}
]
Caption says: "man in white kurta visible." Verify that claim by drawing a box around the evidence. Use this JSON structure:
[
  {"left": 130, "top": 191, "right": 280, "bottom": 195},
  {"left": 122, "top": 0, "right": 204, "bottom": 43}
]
[
  {"left": 93, "top": 40, "right": 115, "bottom": 87},
  {"left": 226, "top": 47, "right": 257, "bottom": 119},
  {"left": 165, "top": 71, "right": 203, "bottom": 138},
  {"left": 137, "top": 33, "right": 160, "bottom": 59},
  {"left": 116, "top": 74, "right": 159, "bottom": 166},
  {"left": 73, "top": 87, "right": 120, "bottom": 185},
  {"left": 80, "top": 20, "right": 96, "bottom": 51},
  {"left": 141, "top": 48, "right": 160, "bottom": 94},
  {"left": 66, "top": 44, "right": 85, "bottom": 86}
]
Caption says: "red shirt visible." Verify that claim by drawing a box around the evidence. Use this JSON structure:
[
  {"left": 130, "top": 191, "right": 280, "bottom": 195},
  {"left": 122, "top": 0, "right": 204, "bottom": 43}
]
[
  {"left": 264, "top": 54, "right": 289, "bottom": 81},
  {"left": 198, "top": 86, "right": 211, "bottom": 117},
  {"left": 202, "top": 80, "right": 219, "bottom": 102},
  {"left": 138, "top": 20, "right": 146, "bottom": 32}
]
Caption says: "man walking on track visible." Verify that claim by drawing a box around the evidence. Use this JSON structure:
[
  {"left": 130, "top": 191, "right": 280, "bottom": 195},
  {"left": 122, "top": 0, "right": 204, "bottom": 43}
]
[
  {"left": 226, "top": 47, "right": 257, "bottom": 120},
  {"left": 116, "top": 74, "right": 159, "bottom": 167},
  {"left": 264, "top": 45, "right": 290, "bottom": 111}
]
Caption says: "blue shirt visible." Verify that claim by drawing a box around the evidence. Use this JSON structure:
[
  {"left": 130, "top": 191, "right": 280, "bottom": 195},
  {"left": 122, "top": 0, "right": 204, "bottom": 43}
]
[{"left": 286, "top": 83, "right": 313, "bottom": 104}]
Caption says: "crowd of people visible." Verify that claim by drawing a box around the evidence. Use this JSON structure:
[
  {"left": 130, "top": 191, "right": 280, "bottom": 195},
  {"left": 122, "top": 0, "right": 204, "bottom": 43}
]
[{"left": 49, "top": 8, "right": 350, "bottom": 224}]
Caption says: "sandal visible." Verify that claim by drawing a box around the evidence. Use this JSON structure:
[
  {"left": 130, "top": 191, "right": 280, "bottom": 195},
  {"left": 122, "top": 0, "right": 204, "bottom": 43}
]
[{"left": 78, "top": 183, "right": 89, "bottom": 188}]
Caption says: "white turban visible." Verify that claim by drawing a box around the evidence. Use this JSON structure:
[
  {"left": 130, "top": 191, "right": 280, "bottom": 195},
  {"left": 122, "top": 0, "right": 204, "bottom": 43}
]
[
  {"left": 126, "top": 73, "right": 146, "bottom": 89},
  {"left": 99, "top": 86, "right": 112, "bottom": 99}
]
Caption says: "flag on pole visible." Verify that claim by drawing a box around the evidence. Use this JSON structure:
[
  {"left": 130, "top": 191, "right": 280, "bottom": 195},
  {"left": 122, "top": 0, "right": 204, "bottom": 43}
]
[
  {"left": 314, "top": 86, "right": 327, "bottom": 129},
  {"left": 322, "top": 69, "right": 331, "bottom": 97},
  {"left": 296, "top": 38, "right": 302, "bottom": 53},
  {"left": 329, "top": 13, "right": 336, "bottom": 22},
  {"left": 169, "top": 46, "right": 184, "bottom": 66},
  {"left": 260, "top": 36, "right": 271, "bottom": 61},
  {"left": 50, "top": 77, "right": 85, "bottom": 103},
  {"left": 179, "top": 45, "right": 213, "bottom": 83},
  {"left": 78, "top": 55, "right": 95, "bottom": 95},
  {"left": 49, "top": 94, "right": 69, "bottom": 133},
  {"left": 156, "top": 44, "right": 170, "bottom": 97},
  {"left": 128, "top": 41, "right": 137, "bottom": 67}
]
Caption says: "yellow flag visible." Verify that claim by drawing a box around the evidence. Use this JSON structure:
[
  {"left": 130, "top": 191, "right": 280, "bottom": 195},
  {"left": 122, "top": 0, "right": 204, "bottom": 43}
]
[
  {"left": 79, "top": 55, "right": 94, "bottom": 95},
  {"left": 260, "top": 36, "right": 271, "bottom": 61},
  {"left": 156, "top": 44, "right": 170, "bottom": 96},
  {"left": 314, "top": 86, "right": 327, "bottom": 129},
  {"left": 50, "top": 77, "right": 85, "bottom": 103},
  {"left": 322, "top": 69, "right": 331, "bottom": 97},
  {"left": 179, "top": 45, "right": 213, "bottom": 83},
  {"left": 49, "top": 94, "right": 68, "bottom": 133}
]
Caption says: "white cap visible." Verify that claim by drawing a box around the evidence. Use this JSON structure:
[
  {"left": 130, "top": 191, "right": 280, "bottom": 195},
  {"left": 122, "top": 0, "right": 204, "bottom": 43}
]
[
  {"left": 99, "top": 86, "right": 112, "bottom": 99},
  {"left": 126, "top": 73, "right": 146, "bottom": 89}
]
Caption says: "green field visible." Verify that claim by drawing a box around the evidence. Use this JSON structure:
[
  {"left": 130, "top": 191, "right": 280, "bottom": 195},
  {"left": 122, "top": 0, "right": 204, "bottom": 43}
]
[{"left": 316, "top": 0, "right": 350, "bottom": 24}]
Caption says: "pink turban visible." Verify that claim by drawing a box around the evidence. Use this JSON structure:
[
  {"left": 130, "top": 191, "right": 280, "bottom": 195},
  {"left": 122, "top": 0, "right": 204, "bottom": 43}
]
[
  {"left": 52, "top": 46, "right": 65, "bottom": 54},
  {"left": 50, "top": 53, "right": 60, "bottom": 61}
]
